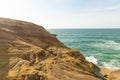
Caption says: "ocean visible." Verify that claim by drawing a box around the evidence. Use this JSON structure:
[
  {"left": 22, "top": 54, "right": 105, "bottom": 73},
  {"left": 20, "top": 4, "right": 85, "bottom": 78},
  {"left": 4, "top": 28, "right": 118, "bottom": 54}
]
[{"left": 48, "top": 29, "right": 120, "bottom": 69}]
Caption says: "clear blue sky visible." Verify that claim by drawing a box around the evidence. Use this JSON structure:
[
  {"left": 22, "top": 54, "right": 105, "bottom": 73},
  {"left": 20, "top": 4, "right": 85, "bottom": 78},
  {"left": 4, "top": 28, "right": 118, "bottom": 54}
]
[{"left": 0, "top": 0, "right": 120, "bottom": 28}]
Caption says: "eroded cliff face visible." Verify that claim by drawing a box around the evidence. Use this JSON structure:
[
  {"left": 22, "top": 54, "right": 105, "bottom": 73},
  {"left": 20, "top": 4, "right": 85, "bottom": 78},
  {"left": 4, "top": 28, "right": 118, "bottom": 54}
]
[{"left": 0, "top": 18, "right": 104, "bottom": 80}]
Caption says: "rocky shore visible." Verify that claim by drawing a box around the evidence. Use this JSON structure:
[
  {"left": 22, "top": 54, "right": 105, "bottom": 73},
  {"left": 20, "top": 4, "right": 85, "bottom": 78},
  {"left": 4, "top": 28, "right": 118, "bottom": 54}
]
[{"left": 0, "top": 18, "right": 119, "bottom": 80}]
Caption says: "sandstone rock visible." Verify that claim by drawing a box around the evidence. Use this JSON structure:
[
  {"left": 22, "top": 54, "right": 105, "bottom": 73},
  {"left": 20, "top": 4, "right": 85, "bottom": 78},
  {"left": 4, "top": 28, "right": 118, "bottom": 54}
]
[
  {"left": 109, "top": 70, "right": 120, "bottom": 80},
  {"left": 0, "top": 18, "right": 105, "bottom": 80},
  {"left": 101, "top": 68, "right": 120, "bottom": 80}
]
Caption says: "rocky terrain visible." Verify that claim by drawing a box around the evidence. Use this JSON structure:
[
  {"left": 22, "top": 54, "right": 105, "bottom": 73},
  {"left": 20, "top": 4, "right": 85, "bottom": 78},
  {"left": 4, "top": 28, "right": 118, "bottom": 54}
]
[
  {"left": 101, "top": 68, "right": 120, "bottom": 80},
  {"left": 0, "top": 18, "right": 119, "bottom": 80}
]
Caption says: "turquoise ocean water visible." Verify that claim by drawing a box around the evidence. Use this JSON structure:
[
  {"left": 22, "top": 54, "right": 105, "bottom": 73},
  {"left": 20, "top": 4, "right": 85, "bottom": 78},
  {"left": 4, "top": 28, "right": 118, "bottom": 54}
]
[{"left": 48, "top": 29, "right": 120, "bottom": 68}]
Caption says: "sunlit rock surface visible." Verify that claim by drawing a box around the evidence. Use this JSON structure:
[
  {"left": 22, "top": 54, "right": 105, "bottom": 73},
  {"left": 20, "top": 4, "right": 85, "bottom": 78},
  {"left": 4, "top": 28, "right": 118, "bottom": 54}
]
[{"left": 0, "top": 18, "right": 105, "bottom": 80}]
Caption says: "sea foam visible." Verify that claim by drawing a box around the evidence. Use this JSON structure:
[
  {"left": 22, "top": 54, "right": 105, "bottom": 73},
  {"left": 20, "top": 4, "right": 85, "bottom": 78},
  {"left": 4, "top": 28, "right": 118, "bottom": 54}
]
[
  {"left": 86, "top": 56, "right": 98, "bottom": 64},
  {"left": 92, "top": 40, "right": 120, "bottom": 50},
  {"left": 102, "top": 60, "right": 120, "bottom": 69}
]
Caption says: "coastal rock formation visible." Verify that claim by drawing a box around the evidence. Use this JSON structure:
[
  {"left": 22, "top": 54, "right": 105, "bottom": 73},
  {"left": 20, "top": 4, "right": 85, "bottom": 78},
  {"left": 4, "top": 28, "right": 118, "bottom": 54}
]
[
  {"left": 0, "top": 18, "right": 105, "bottom": 80},
  {"left": 101, "top": 68, "right": 120, "bottom": 80}
]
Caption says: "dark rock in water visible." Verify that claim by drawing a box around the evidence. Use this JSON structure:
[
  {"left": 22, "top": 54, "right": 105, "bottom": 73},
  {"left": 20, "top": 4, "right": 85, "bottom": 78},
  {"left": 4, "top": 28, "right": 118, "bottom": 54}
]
[{"left": 0, "top": 18, "right": 105, "bottom": 80}]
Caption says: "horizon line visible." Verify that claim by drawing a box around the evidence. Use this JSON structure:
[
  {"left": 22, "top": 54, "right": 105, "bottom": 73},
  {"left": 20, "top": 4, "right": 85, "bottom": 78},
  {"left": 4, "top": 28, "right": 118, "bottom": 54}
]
[{"left": 46, "top": 27, "right": 120, "bottom": 29}]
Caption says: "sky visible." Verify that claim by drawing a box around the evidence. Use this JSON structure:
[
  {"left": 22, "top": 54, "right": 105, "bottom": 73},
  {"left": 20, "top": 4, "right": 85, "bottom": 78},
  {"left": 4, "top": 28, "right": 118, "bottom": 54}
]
[{"left": 0, "top": 0, "right": 120, "bottom": 29}]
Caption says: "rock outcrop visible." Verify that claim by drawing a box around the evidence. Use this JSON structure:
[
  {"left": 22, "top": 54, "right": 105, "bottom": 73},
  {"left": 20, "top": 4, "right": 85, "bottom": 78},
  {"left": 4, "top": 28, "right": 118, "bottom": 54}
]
[
  {"left": 101, "top": 68, "right": 120, "bottom": 80},
  {"left": 0, "top": 18, "right": 105, "bottom": 80}
]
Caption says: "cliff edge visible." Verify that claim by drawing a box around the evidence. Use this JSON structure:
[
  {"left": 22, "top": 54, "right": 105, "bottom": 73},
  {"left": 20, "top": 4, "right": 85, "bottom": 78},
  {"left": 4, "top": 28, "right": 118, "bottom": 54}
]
[{"left": 0, "top": 18, "right": 105, "bottom": 80}]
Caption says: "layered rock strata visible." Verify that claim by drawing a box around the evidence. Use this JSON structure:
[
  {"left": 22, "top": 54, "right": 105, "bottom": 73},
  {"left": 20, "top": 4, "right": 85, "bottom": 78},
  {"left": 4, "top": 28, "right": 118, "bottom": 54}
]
[{"left": 0, "top": 18, "right": 105, "bottom": 80}]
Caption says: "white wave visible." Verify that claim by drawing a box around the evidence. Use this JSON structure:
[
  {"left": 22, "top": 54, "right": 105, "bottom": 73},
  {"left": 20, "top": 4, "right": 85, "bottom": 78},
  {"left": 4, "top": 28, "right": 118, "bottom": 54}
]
[
  {"left": 92, "top": 40, "right": 120, "bottom": 50},
  {"left": 102, "top": 60, "right": 120, "bottom": 69},
  {"left": 86, "top": 56, "right": 98, "bottom": 64}
]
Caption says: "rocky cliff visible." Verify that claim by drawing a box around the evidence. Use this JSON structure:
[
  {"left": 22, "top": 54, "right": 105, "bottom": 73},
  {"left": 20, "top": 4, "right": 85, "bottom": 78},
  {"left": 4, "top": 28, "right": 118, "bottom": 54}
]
[{"left": 0, "top": 18, "right": 105, "bottom": 80}]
